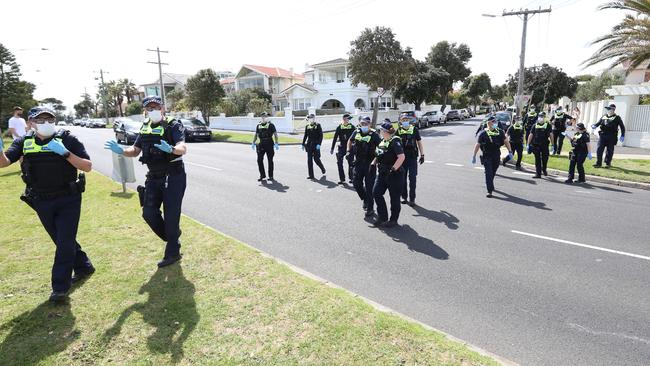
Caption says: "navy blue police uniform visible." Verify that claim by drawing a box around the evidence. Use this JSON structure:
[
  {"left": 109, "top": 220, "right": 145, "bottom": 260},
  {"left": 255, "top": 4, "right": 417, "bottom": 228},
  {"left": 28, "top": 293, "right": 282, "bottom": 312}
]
[
  {"left": 373, "top": 134, "right": 405, "bottom": 225},
  {"left": 350, "top": 127, "right": 381, "bottom": 216},
  {"left": 396, "top": 124, "right": 422, "bottom": 204},
  {"left": 550, "top": 111, "right": 574, "bottom": 155},
  {"left": 567, "top": 130, "right": 590, "bottom": 183},
  {"left": 302, "top": 121, "right": 325, "bottom": 178},
  {"left": 5, "top": 128, "right": 94, "bottom": 299},
  {"left": 331, "top": 118, "right": 356, "bottom": 183},
  {"left": 523, "top": 109, "right": 538, "bottom": 142},
  {"left": 503, "top": 122, "right": 525, "bottom": 169},
  {"left": 477, "top": 127, "right": 506, "bottom": 194},
  {"left": 256, "top": 121, "right": 277, "bottom": 179},
  {"left": 529, "top": 120, "right": 553, "bottom": 177},
  {"left": 134, "top": 115, "right": 186, "bottom": 263},
  {"left": 593, "top": 110, "right": 625, "bottom": 167}
]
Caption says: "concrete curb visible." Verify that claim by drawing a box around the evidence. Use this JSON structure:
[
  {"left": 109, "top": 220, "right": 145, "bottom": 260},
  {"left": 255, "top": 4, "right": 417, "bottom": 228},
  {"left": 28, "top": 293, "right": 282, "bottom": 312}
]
[
  {"left": 518, "top": 163, "right": 650, "bottom": 191},
  {"left": 185, "top": 215, "right": 519, "bottom": 366}
]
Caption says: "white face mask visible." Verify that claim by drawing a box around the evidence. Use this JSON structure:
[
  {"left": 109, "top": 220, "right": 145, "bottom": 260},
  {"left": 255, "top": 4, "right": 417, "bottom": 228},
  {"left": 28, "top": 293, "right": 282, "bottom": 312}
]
[
  {"left": 607, "top": 109, "right": 615, "bottom": 116},
  {"left": 36, "top": 122, "right": 56, "bottom": 138},
  {"left": 148, "top": 110, "right": 163, "bottom": 123},
  {"left": 401, "top": 122, "right": 410, "bottom": 128},
  {"left": 262, "top": 117, "right": 269, "bottom": 123}
]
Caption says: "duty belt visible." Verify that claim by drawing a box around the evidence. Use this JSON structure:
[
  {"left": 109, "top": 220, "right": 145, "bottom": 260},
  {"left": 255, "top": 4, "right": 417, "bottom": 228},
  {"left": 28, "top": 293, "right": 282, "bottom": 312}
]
[{"left": 147, "top": 162, "right": 185, "bottom": 179}]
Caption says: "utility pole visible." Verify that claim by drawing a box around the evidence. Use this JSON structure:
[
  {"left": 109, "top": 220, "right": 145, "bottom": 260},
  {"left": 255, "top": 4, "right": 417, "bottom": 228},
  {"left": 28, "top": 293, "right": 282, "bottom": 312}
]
[
  {"left": 502, "top": 7, "right": 551, "bottom": 115},
  {"left": 94, "top": 69, "right": 110, "bottom": 125},
  {"left": 147, "top": 47, "right": 169, "bottom": 105}
]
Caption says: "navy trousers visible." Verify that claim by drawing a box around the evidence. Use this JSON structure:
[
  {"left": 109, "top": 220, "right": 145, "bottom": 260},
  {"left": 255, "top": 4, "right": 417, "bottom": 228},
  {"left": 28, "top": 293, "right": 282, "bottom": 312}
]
[
  {"left": 256, "top": 142, "right": 274, "bottom": 178},
  {"left": 482, "top": 154, "right": 500, "bottom": 193},
  {"left": 532, "top": 144, "right": 549, "bottom": 175},
  {"left": 568, "top": 151, "right": 587, "bottom": 181},
  {"left": 401, "top": 156, "right": 418, "bottom": 201},
  {"left": 306, "top": 145, "right": 325, "bottom": 178},
  {"left": 143, "top": 172, "right": 186, "bottom": 259},
  {"left": 336, "top": 145, "right": 354, "bottom": 182},
  {"left": 596, "top": 135, "right": 616, "bottom": 166},
  {"left": 353, "top": 160, "right": 376, "bottom": 210},
  {"left": 33, "top": 193, "right": 93, "bottom": 293},
  {"left": 373, "top": 170, "right": 403, "bottom": 222}
]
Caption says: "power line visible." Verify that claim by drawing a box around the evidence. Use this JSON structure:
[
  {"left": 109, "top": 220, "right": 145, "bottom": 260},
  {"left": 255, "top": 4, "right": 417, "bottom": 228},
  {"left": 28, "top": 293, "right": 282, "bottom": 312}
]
[{"left": 147, "top": 47, "right": 169, "bottom": 105}]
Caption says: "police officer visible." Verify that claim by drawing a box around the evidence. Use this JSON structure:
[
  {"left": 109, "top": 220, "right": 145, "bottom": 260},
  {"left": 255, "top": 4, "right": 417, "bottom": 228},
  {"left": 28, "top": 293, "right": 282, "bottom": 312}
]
[
  {"left": 550, "top": 106, "right": 575, "bottom": 155},
  {"left": 527, "top": 111, "right": 553, "bottom": 179},
  {"left": 0, "top": 107, "right": 94, "bottom": 302},
  {"left": 372, "top": 122, "right": 406, "bottom": 227},
  {"left": 348, "top": 116, "right": 381, "bottom": 217},
  {"left": 502, "top": 118, "right": 525, "bottom": 170},
  {"left": 472, "top": 116, "right": 513, "bottom": 198},
  {"left": 104, "top": 96, "right": 187, "bottom": 268},
  {"left": 592, "top": 104, "right": 625, "bottom": 168},
  {"left": 302, "top": 113, "right": 325, "bottom": 179},
  {"left": 565, "top": 123, "right": 593, "bottom": 184},
  {"left": 330, "top": 113, "right": 355, "bottom": 184},
  {"left": 251, "top": 112, "right": 279, "bottom": 181},
  {"left": 396, "top": 113, "right": 425, "bottom": 207},
  {"left": 523, "top": 105, "right": 538, "bottom": 142}
]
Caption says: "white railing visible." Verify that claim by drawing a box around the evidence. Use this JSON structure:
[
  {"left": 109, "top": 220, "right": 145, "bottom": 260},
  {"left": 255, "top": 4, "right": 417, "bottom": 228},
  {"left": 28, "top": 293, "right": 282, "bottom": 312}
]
[{"left": 627, "top": 105, "right": 650, "bottom": 132}]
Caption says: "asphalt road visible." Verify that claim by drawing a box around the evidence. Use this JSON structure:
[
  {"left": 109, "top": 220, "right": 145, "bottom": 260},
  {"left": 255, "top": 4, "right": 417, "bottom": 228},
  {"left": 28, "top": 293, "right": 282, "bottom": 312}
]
[{"left": 68, "top": 120, "right": 650, "bottom": 366}]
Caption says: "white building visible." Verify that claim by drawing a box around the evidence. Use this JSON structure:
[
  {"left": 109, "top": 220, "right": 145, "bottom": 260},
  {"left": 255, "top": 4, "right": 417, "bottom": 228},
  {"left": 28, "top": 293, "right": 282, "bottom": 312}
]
[
  {"left": 233, "top": 64, "right": 304, "bottom": 111},
  {"left": 279, "top": 58, "right": 396, "bottom": 112}
]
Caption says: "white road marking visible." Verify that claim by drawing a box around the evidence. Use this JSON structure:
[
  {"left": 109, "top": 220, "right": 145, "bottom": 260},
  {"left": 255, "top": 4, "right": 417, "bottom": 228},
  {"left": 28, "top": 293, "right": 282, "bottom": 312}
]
[
  {"left": 424, "top": 160, "right": 434, "bottom": 164},
  {"left": 575, "top": 190, "right": 595, "bottom": 194},
  {"left": 316, "top": 189, "right": 323, "bottom": 193},
  {"left": 184, "top": 161, "right": 223, "bottom": 171},
  {"left": 511, "top": 230, "right": 650, "bottom": 262},
  {"left": 445, "top": 163, "right": 463, "bottom": 167},
  {"left": 513, "top": 171, "right": 533, "bottom": 176},
  {"left": 474, "top": 167, "right": 484, "bottom": 170}
]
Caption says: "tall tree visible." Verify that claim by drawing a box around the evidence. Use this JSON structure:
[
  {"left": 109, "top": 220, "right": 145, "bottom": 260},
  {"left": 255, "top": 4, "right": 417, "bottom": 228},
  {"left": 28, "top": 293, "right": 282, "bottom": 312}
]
[
  {"left": 583, "top": 0, "right": 650, "bottom": 70},
  {"left": 40, "top": 97, "right": 66, "bottom": 120},
  {"left": 74, "top": 93, "right": 95, "bottom": 118},
  {"left": 0, "top": 44, "right": 36, "bottom": 128},
  {"left": 120, "top": 78, "right": 138, "bottom": 104},
  {"left": 166, "top": 88, "right": 185, "bottom": 111},
  {"left": 394, "top": 60, "right": 449, "bottom": 110},
  {"left": 489, "top": 84, "right": 508, "bottom": 103},
  {"left": 506, "top": 64, "right": 578, "bottom": 106},
  {"left": 575, "top": 71, "right": 625, "bottom": 101},
  {"left": 185, "top": 69, "right": 225, "bottom": 122},
  {"left": 348, "top": 26, "right": 411, "bottom": 125},
  {"left": 106, "top": 81, "right": 124, "bottom": 116},
  {"left": 426, "top": 41, "right": 472, "bottom": 106},
  {"left": 462, "top": 73, "right": 492, "bottom": 110}
]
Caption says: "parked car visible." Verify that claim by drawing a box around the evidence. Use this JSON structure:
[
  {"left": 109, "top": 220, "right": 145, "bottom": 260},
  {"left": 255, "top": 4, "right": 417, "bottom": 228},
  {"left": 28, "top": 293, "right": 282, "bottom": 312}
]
[
  {"left": 420, "top": 111, "right": 446, "bottom": 125},
  {"left": 115, "top": 120, "right": 143, "bottom": 145},
  {"left": 495, "top": 111, "right": 513, "bottom": 129},
  {"left": 89, "top": 119, "right": 107, "bottom": 128},
  {"left": 181, "top": 118, "right": 212, "bottom": 141},
  {"left": 467, "top": 108, "right": 476, "bottom": 117},
  {"left": 113, "top": 117, "right": 133, "bottom": 132},
  {"left": 57, "top": 121, "right": 67, "bottom": 126},
  {"left": 459, "top": 109, "right": 470, "bottom": 119},
  {"left": 445, "top": 110, "right": 463, "bottom": 121}
]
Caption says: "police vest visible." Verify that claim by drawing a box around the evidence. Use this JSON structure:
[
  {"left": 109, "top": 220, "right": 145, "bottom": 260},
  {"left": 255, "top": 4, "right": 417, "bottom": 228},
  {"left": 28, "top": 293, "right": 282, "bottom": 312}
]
[
  {"left": 375, "top": 136, "right": 401, "bottom": 166},
  {"left": 599, "top": 114, "right": 619, "bottom": 134},
  {"left": 533, "top": 122, "right": 550, "bottom": 144},
  {"left": 138, "top": 117, "right": 177, "bottom": 167},
  {"left": 510, "top": 124, "right": 525, "bottom": 142},
  {"left": 257, "top": 122, "right": 273, "bottom": 141},
  {"left": 480, "top": 128, "right": 504, "bottom": 153},
  {"left": 21, "top": 131, "right": 78, "bottom": 193},
  {"left": 353, "top": 129, "right": 376, "bottom": 160},
  {"left": 305, "top": 123, "right": 320, "bottom": 142}
]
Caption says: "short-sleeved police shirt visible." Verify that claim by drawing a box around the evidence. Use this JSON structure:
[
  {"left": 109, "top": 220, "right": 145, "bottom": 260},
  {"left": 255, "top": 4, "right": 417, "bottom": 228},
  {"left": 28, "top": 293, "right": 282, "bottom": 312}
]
[
  {"left": 5, "top": 131, "right": 90, "bottom": 164},
  {"left": 133, "top": 119, "right": 185, "bottom": 149}
]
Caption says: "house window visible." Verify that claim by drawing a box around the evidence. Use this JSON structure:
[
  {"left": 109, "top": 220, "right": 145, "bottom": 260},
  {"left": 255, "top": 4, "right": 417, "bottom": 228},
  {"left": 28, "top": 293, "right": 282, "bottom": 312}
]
[
  {"left": 292, "top": 98, "right": 312, "bottom": 110},
  {"left": 336, "top": 71, "right": 345, "bottom": 83},
  {"left": 238, "top": 77, "right": 264, "bottom": 90}
]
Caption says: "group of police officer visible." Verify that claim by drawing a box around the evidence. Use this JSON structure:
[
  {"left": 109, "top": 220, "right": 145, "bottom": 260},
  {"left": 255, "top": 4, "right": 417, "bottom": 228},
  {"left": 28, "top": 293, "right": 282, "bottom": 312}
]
[
  {"left": 0, "top": 96, "right": 187, "bottom": 303},
  {"left": 473, "top": 103, "right": 626, "bottom": 195}
]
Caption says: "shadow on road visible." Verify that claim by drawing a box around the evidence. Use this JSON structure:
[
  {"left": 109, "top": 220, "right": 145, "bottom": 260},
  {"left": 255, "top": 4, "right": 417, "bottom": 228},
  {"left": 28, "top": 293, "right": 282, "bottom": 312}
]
[
  {"left": 102, "top": 265, "right": 198, "bottom": 364},
  {"left": 381, "top": 224, "right": 449, "bottom": 260},
  {"left": 411, "top": 206, "right": 459, "bottom": 230},
  {"left": 260, "top": 179, "right": 290, "bottom": 193},
  {"left": 312, "top": 176, "right": 338, "bottom": 189},
  {"left": 420, "top": 130, "right": 454, "bottom": 138},
  {"left": 496, "top": 173, "right": 538, "bottom": 185},
  {"left": 492, "top": 190, "right": 551, "bottom": 211},
  {"left": 546, "top": 179, "right": 632, "bottom": 194}
]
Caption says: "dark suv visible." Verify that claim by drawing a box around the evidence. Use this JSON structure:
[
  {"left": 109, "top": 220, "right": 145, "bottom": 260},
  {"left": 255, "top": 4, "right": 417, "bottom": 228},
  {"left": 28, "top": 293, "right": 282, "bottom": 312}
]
[{"left": 181, "top": 118, "right": 212, "bottom": 142}]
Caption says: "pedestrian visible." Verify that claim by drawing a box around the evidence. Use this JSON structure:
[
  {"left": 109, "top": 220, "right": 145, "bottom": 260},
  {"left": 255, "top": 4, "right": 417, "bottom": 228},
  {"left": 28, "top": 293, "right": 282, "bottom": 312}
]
[
  {"left": 104, "top": 95, "right": 187, "bottom": 268},
  {"left": 251, "top": 112, "right": 279, "bottom": 181},
  {"left": 8, "top": 106, "right": 28, "bottom": 140},
  {"left": 330, "top": 113, "right": 355, "bottom": 184},
  {"left": 396, "top": 113, "right": 425, "bottom": 207},
  {"left": 550, "top": 106, "right": 575, "bottom": 155},
  {"left": 527, "top": 111, "right": 553, "bottom": 178},
  {"left": 472, "top": 116, "right": 513, "bottom": 198},
  {"left": 565, "top": 123, "right": 592, "bottom": 184},
  {"left": 592, "top": 104, "right": 625, "bottom": 168},
  {"left": 302, "top": 113, "right": 325, "bottom": 179},
  {"left": 0, "top": 107, "right": 94, "bottom": 302},
  {"left": 371, "top": 122, "right": 406, "bottom": 227},
  {"left": 523, "top": 105, "right": 538, "bottom": 142},
  {"left": 348, "top": 116, "right": 381, "bottom": 217},
  {"left": 502, "top": 119, "right": 525, "bottom": 170}
]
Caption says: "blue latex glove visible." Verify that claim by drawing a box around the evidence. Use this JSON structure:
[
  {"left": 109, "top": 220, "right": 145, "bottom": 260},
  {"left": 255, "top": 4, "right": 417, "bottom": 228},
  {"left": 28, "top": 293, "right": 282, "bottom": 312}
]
[
  {"left": 471, "top": 156, "right": 476, "bottom": 165},
  {"left": 274, "top": 143, "right": 279, "bottom": 151},
  {"left": 560, "top": 132, "right": 566, "bottom": 136},
  {"left": 154, "top": 140, "right": 173, "bottom": 153},
  {"left": 591, "top": 124, "right": 597, "bottom": 129},
  {"left": 527, "top": 145, "right": 532, "bottom": 154},
  {"left": 251, "top": 143, "right": 256, "bottom": 150},
  {"left": 47, "top": 139, "right": 69, "bottom": 156},
  {"left": 507, "top": 152, "right": 513, "bottom": 160},
  {"left": 619, "top": 136, "right": 625, "bottom": 143},
  {"left": 104, "top": 140, "right": 124, "bottom": 154},
  {"left": 551, "top": 146, "right": 556, "bottom": 154},
  {"left": 587, "top": 152, "right": 593, "bottom": 160},
  {"left": 316, "top": 144, "right": 321, "bottom": 150},
  {"left": 301, "top": 145, "right": 305, "bottom": 151}
]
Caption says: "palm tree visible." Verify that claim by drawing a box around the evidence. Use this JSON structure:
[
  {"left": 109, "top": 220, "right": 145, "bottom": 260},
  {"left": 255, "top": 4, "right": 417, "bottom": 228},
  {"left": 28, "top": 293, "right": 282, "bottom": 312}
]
[
  {"left": 120, "top": 78, "right": 138, "bottom": 104},
  {"left": 583, "top": 1, "right": 650, "bottom": 71}
]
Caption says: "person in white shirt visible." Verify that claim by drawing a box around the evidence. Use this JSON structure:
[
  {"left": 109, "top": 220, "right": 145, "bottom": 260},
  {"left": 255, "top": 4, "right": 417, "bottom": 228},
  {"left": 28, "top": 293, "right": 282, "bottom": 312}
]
[{"left": 8, "top": 106, "right": 28, "bottom": 140}]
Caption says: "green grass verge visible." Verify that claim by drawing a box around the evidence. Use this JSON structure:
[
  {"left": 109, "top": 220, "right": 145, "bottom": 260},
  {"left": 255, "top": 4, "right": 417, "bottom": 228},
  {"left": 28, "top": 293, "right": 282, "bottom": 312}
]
[
  {"left": 521, "top": 154, "right": 650, "bottom": 183},
  {"left": 212, "top": 131, "right": 301, "bottom": 145},
  {"left": 0, "top": 165, "right": 498, "bottom": 365}
]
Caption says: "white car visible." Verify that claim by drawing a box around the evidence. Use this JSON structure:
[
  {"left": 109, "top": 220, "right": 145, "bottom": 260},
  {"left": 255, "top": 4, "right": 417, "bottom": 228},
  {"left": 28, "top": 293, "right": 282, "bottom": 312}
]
[
  {"left": 459, "top": 109, "right": 470, "bottom": 119},
  {"left": 420, "top": 111, "right": 446, "bottom": 125},
  {"left": 57, "top": 121, "right": 67, "bottom": 126},
  {"left": 89, "top": 119, "right": 107, "bottom": 128}
]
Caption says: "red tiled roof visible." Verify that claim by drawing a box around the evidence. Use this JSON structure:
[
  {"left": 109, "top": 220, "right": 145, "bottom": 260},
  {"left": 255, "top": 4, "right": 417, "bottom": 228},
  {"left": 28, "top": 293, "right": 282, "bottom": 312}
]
[
  {"left": 243, "top": 64, "right": 304, "bottom": 79},
  {"left": 220, "top": 77, "right": 235, "bottom": 84}
]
